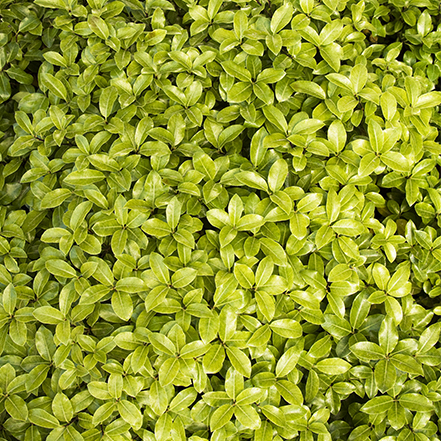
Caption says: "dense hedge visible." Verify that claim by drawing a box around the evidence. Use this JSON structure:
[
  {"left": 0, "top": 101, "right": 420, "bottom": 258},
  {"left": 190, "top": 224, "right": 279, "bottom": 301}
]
[{"left": 1, "top": 0, "right": 441, "bottom": 440}]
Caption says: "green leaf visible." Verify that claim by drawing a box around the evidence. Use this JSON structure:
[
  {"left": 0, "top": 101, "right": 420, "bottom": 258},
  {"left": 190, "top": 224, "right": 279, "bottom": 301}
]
[
  {"left": 321, "top": 43, "right": 341, "bottom": 71},
  {"left": 159, "top": 357, "right": 180, "bottom": 386},
  {"left": 261, "top": 405, "right": 286, "bottom": 427},
  {"left": 361, "top": 396, "right": 393, "bottom": 414},
  {"left": 219, "top": 125, "right": 243, "bottom": 148},
  {"left": 255, "top": 421, "right": 274, "bottom": 441},
  {"left": 378, "top": 316, "right": 398, "bottom": 354},
  {"left": 70, "top": 201, "right": 93, "bottom": 231},
  {"left": 88, "top": 382, "right": 111, "bottom": 400},
  {"left": 116, "top": 277, "right": 146, "bottom": 293},
  {"left": 270, "top": 319, "right": 302, "bottom": 338},
  {"left": 350, "top": 342, "right": 385, "bottom": 360},
  {"left": 254, "top": 82, "right": 274, "bottom": 105},
  {"left": 33, "top": 307, "right": 65, "bottom": 325},
  {"left": 180, "top": 340, "right": 209, "bottom": 359},
  {"left": 256, "top": 290, "right": 275, "bottom": 322},
  {"left": 320, "top": 20, "right": 343, "bottom": 45},
  {"left": 112, "top": 291, "right": 133, "bottom": 321},
  {"left": 328, "top": 120, "right": 347, "bottom": 153},
  {"left": 292, "top": 81, "right": 326, "bottom": 99},
  {"left": 0, "top": 73, "right": 11, "bottom": 104},
  {"left": 210, "top": 404, "right": 234, "bottom": 431},
  {"left": 4, "top": 2, "right": 441, "bottom": 435},
  {"left": 262, "top": 106, "right": 287, "bottom": 133},
  {"left": 391, "top": 355, "right": 423, "bottom": 376},
  {"left": 388, "top": 401, "right": 406, "bottom": 431},
  {"left": 399, "top": 394, "right": 433, "bottom": 412},
  {"left": 222, "top": 61, "right": 251, "bottom": 82},
  {"left": 418, "top": 323, "right": 440, "bottom": 354},
  {"left": 166, "top": 197, "right": 181, "bottom": 230},
  {"left": 43, "top": 74, "right": 68, "bottom": 101},
  {"left": 235, "top": 387, "right": 263, "bottom": 405},
  {"left": 350, "top": 64, "right": 368, "bottom": 94},
  {"left": 80, "top": 285, "right": 110, "bottom": 305},
  {"left": 64, "top": 169, "right": 105, "bottom": 186},
  {"left": 368, "top": 120, "right": 384, "bottom": 154},
  {"left": 194, "top": 152, "right": 216, "bottom": 181},
  {"left": 99, "top": 87, "right": 118, "bottom": 119},
  {"left": 142, "top": 218, "right": 172, "bottom": 237},
  {"left": 256, "top": 68, "right": 285, "bottom": 84},
  {"left": 149, "top": 333, "right": 176, "bottom": 356},
  {"left": 41, "top": 190, "right": 71, "bottom": 209},
  {"left": 34, "top": 0, "right": 64, "bottom": 7},
  {"left": 291, "top": 118, "right": 325, "bottom": 135},
  {"left": 236, "top": 214, "right": 265, "bottom": 231},
  {"left": 255, "top": 257, "right": 274, "bottom": 288},
  {"left": 327, "top": 73, "right": 353, "bottom": 91},
  {"left": 43, "top": 52, "right": 67, "bottom": 67},
  {"left": 207, "top": 209, "right": 230, "bottom": 229},
  {"left": 29, "top": 409, "right": 60, "bottom": 429},
  {"left": 235, "top": 404, "right": 261, "bottom": 430},
  {"left": 337, "top": 96, "right": 358, "bottom": 112},
  {"left": 322, "top": 314, "right": 351, "bottom": 338},
  {"left": 226, "top": 347, "right": 251, "bottom": 377},
  {"left": 150, "top": 252, "right": 170, "bottom": 284},
  {"left": 290, "top": 212, "right": 309, "bottom": 240},
  {"left": 46, "top": 260, "right": 77, "bottom": 278},
  {"left": 89, "top": 15, "right": 110, "bottom": 40},
  {"left": 234, "top": 10, "right": 248, "bottom": 39},
  {"left": 271, "top": 3, "right": 294, "bottom": 33},
  {"left": 297, "top": 193, "right": 322, "bottom": 212},
  {"left": 203, "top": 344, "right": 225, "bottom": 374},
  {"left": 228, "top": 82, "right": 253, "bottom": 103},
  {"left": 172, "top": 268, "right": 197, "bottom": 288},
  {"left": 415, "top": 91, "right": 441, "bottom": 109},
  {"left": 268, "top": 159, "right": 288, "bottom": 193},
  {"left": 316, "top": 358, "right": 351, "bottom": 375},
  {"left": 117, "top": 400, "right": 143, "bottom": 430},
  {"left": 52, "top": 393, "right": 73, "bottom": 423},
  {"left": 276, "top": 341, "right": 303, "bottom": 377},
  {"left": 372, "top": 263, "right": 390, "bottom": 291},
  {"left": 381, "top": 151, "right": 410, "bottom": 173},
  {"left": 248, "top": 324, "right": 271, "bottom": 347},
  {"left": 259, "top": 237, "right": 286, "bottom": 266},
  {"left": 375, "top": 359, "right": 396, "bottom": 393},
  {"left": 234, "top": 264, "right": 254, "bottom": 289},
  {"left": 380, "top": 91, "right": 397, "bottom": 120},
  {"left": 237, "top": 171, "right": 268, "bottom": 192},
  {"left": 358, "top": 152, "right": 380, "bottom": 177},
  {"left": 5, "top": 395, "right": 28, "bottom": 421},
  {"left": 92, "top": 402, "right": 116, "bottom": 426},
  {"left": 3, "top": 284, "right": 16, "bottom": 315},
  {"left": 332, "top": 219, "right": 365, "bottom": 236},
  {"left": 169, "top": 388, "right": 197, "bottom": 412}
]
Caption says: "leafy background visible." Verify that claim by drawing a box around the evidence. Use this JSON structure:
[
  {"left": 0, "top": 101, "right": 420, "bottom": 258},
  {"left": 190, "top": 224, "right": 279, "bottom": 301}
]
[{"left": 1, "top": 0, "right": 441, "bottom": 440}]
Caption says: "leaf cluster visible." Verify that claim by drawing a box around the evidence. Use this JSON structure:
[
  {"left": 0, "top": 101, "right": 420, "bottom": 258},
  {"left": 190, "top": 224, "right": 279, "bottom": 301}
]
[{"left": 1, "top": 0, "right": 441, "bottom": 440}]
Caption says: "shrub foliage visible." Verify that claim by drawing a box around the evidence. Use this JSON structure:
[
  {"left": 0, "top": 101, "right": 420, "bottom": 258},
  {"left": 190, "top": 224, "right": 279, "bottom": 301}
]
[{"left": 1, "top": 0, "right": 441, "bottom": 440}]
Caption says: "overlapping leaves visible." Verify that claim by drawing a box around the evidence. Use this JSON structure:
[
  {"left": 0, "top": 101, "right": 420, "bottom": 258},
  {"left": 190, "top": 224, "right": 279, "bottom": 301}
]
[{"left": 1, "top": 0, "right": 441, "bottom": 440}]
